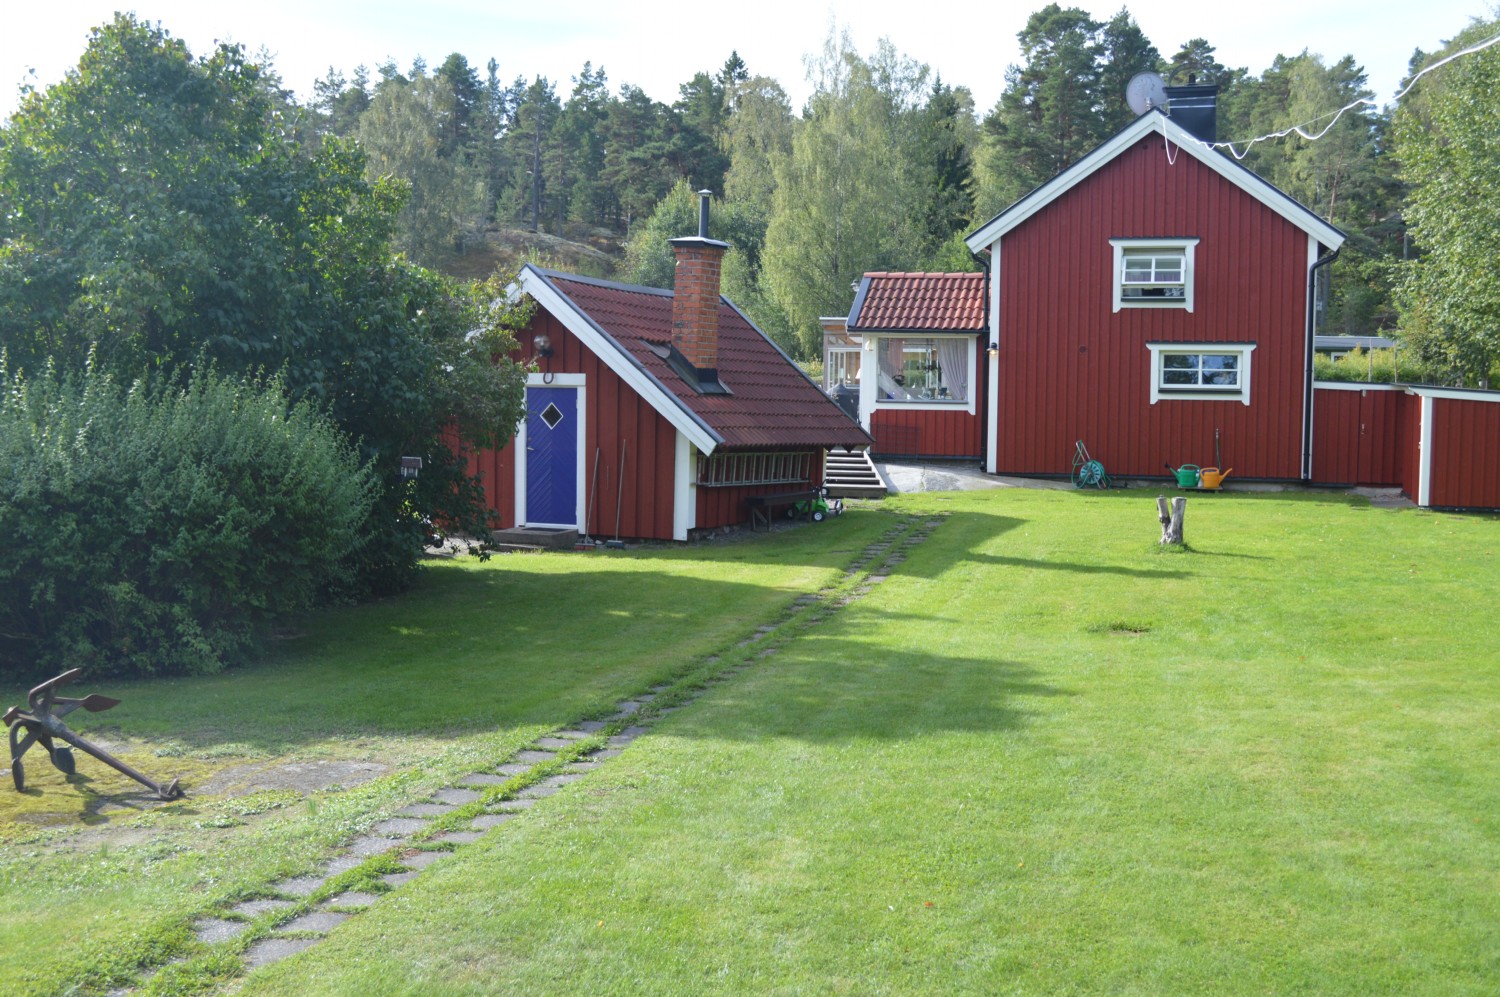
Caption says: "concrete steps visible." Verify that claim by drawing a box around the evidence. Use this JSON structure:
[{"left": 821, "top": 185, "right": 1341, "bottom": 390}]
[
  {"left": 489, "top": 527, "right": 578, "bottom": 550},
  {"left": 824, "top": 448, "right": 886, "bottom": 498}
]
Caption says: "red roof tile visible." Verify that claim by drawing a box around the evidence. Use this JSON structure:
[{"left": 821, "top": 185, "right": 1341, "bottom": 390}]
[
  {"left": 537, "top": 270, "right": 871, "bottom": 451},
  {"left": 848, "top": 272, "right": 986, "bottom": 332}
]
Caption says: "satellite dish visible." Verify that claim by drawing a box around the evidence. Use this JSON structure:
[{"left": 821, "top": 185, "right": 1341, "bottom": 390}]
[{"left": 1126, "top": 72, "right": 1169, "bottom": 116}]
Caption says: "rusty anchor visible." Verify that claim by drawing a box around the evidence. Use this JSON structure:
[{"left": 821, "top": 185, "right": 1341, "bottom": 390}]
[{"left": 3, "top": 668, "right": 182, "bottom": 800}]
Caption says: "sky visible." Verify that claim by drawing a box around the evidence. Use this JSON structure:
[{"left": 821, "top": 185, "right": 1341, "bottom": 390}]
[{"left": 4, "top": 1, "right": 1495, "bottom": 132}]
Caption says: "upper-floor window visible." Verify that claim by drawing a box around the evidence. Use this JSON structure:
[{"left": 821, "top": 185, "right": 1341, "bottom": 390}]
[{"left": 1112, "top": 238, "right": 1199, "bottom": 312}]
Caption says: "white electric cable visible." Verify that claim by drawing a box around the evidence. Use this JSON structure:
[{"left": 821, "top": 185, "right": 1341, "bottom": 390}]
[{"left": 1203, "top": 30, "right": 1500, "bottom": 159}]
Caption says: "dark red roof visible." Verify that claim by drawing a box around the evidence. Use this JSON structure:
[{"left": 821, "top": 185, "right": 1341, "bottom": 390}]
[
  {"left": 848, "top": 272, "right": 986, "bottom": 332},
  {"left": 535, "top": 269, "right": 871, "bottom": 451}
]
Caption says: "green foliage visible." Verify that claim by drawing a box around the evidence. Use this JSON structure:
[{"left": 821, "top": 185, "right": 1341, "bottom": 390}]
[
  {"left": 974, "top": 5, "right": 1159, "bottom": 217},
  {"left": 1312, "top": 346, "right": 1439, "bottom": 384},
  {"left": 623, "top": 181, "right": 764, "bottom": 288},
  {"left": 762, "top": 30, "right": 941, "bottom": 356},
  {"left": 1392, "top": 19, "right": 1500, "bottom": 385},
  {"left": 0, "top": 15, "right": 316, "bottom": 376},
  {"left": 0, "top": 15, "right": 530, "bottom": 596},
  {"left": 0, "top": 359, "right": 376, "bottom": 679},
  {"left": 722, "top": 76, "right": 795, "bottom": 221},
  {"left": 357, "top": 70, "right": 489, "bottom": 266}
]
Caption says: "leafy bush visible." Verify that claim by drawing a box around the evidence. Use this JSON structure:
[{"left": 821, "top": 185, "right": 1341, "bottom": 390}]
[
  {"left": 0, "top": 358, "right": 377, "bottom": 679},
  {"left": 1313, "top": 347, "right": 1442, "bottom": 385}
]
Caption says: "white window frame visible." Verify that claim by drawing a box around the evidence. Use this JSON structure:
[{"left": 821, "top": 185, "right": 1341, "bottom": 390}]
[
  {"left": 1112, "top": 238, "right": 1198, "bottom": 312},
  {"left": 1146, "top": 342, "right": 1255, "bottom": 406},
  {"left": 825, "top": 347, "right": 862, "bottom": 389}
]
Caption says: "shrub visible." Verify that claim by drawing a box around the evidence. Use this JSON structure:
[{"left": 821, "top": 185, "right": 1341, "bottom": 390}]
[
  {"left": 1313, "top": 347, "right": 1442, "bottom": 385},
  {"left": 0, "top": 358, "right": 377, "bottom": 680}
]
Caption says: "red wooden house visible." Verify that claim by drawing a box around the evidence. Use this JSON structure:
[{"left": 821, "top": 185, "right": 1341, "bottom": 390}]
[
  {"left": 471, "top": 207, "right": 871, "bottom": 542},
  {"left": 830, "top": 103, "right": 1500, "bottom": 511},
  {"left": 964, "top": 106, "right": 1345, "bottom": 482}
]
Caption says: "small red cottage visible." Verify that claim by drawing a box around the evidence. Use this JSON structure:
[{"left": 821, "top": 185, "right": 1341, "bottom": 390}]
[{"left": 472, "top": 199, "right": 871, "bottom": 541}]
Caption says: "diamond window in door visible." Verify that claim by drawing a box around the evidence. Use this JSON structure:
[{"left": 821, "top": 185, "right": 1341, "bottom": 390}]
[{"left": 540, "top": 401, "right": 564, "bottom": 429}]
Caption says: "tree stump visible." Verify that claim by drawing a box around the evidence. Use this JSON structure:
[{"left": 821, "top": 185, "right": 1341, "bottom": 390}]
[{"left": 1157, "top": 495, "right": 1186, "bottom": 545}]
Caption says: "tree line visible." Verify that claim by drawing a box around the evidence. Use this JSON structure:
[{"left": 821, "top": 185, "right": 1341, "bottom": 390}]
[
  {"left": 0, "top": 6, "right": 1494, "bottom": 674},
  {"left": 308, "top": 5, "right": 1496, "bottom": 380}
]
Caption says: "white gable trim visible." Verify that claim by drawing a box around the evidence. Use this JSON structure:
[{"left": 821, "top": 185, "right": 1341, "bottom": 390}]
[
  {"left": 518, "top": 267, "right": 722, "bottom": 456},
  {"left": 965, "top": 113, "right": 1345, "bottom": 253}
]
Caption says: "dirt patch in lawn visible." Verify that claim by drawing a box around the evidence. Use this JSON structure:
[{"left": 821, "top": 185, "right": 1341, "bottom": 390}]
[{"left": 196, "top": 759, "right": 389, "bottom": 796}]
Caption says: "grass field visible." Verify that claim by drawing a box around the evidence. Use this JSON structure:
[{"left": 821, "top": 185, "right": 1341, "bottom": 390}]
[
  {"left": 0, "top": 516, "right": 891, "bottom": 995},
  {"left": 4, "top": 488, "right": 1498, "bottom": 994}
]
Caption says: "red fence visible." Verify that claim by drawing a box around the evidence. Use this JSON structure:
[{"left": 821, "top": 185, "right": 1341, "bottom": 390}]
[{"left": 1312, "top": 384, "right": 1500, "bottom": 511}]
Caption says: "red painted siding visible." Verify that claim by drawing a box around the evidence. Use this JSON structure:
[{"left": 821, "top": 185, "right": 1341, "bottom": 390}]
[
  {"left": 695, "top": 458, "right": 827, "bottom": 531},
  {"left": 1311, "top": 386, "right": 1404, "bottom": 486},
  {"left": 472, "top": 309, "right": 839, "bottom": 538},
  {"left": 994, "top": 138, "right": 1313, "bottom": 480},
  {"left": 1429, "top": 398, "right": 1500, "bottom": 510},
  {"left": 871, "top": 407, "right": 982, "bottom": 458},
  {"left": 474, "top": 309, "right": 679, "bottom": 540}
]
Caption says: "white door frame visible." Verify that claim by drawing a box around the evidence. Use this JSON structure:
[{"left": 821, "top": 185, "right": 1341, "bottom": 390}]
[{"left": 514, "top": 373, "right": 587, "bottom": 528}]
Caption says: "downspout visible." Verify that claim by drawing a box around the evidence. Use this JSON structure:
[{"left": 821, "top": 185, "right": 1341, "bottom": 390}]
[
  {"left": 1302, "top": 245, "right": 1340, "bottom": 480},
  {"left": 971, "top": 248, "right": 993, "bottom": 468}
]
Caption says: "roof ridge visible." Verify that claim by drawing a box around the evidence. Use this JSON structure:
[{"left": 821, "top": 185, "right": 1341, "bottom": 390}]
[{"left": 530, "top": 265, "right": 680, "bottom": 299}]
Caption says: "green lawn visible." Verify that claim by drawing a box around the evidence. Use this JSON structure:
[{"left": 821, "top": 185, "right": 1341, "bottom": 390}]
[
  {"left": 0, "top": 517, "right": 891, "bottom": 995},
  {"left": 246, "top": 490, "right": 1500, "bottom": 995},
  {"left": 6, "top": 489, "right": 1500, "bottom": 994}
]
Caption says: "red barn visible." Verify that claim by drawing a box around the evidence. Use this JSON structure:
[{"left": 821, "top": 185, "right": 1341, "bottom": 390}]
[
  {"left": 471, "top": 212, "right": 870, "bottom": 542},
  {"left": 965, "top": 107, "right": 1345, "bottom": 482}
]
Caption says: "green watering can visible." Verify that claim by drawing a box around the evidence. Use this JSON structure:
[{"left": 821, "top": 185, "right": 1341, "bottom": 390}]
[{"left": 1172, "top": 464, "right": 1201, "bottom": 488}]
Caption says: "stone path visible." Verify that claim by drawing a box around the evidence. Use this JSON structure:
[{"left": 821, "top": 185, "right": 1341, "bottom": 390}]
[{"left": 109, "top": 515, "right": 942, "bottom": 993}]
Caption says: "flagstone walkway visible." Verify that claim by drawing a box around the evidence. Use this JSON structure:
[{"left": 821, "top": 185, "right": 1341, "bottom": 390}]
[{"left": 110, "top": 515, "right": 943, "bottom": 993}]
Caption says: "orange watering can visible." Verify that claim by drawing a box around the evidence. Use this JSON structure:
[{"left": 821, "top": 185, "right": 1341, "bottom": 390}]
[{"left": 1199, "top": 467, "right": 1232, "bottom": 489}]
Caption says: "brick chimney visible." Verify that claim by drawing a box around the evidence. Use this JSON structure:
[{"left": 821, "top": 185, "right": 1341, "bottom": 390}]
[{"left": 669, "top": 190, "right": 730, "bottom": 380}]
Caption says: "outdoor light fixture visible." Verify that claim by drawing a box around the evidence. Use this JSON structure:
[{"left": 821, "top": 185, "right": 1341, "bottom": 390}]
[
  {"left": 400, "top": 456, "right": 422, "bottom": 480},
  {"left": 988, "top": 342, "right": 999, "bottom": 357},
  {"left": 533, "top": 332, "right": 554, "bottom": 358}
]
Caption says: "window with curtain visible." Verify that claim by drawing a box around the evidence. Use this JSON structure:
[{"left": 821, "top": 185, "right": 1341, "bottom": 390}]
[{"left": 874, "top": 337, "right": 968, "bottom": 403}]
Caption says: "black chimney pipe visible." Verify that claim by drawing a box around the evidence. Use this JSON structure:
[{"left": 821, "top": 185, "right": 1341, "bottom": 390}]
[
  {"left": 1164, "top": 83, "right": 1218, "bottom": 143},
  {"left": 697, "top": 189, "right": 712, "bottom": 238}
]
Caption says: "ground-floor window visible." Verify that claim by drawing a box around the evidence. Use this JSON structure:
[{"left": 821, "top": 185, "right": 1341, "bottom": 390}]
[
  {"left": 1146, "top": 342, "right": 1255, "bottom": 405},
  {"left": 874, "top": 336, "right": 970, "bottom": 403}
]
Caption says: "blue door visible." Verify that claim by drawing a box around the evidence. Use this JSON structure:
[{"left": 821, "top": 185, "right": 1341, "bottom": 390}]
[{"left": 525, "top": 386, "right": 578, "bottom": 526}]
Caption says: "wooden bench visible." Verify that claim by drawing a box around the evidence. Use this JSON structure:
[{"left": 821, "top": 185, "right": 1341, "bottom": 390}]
[{"left": 745, "top": 489, "right": 820, "bottom": 531}]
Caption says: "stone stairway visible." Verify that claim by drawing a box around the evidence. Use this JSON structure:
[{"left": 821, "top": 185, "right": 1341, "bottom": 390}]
[
  {"left": 489, "top": 526, "right": 579, "bottom": 551},
  {"left": 824, "top": 448, "right": 886, "bottom": 498}
]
